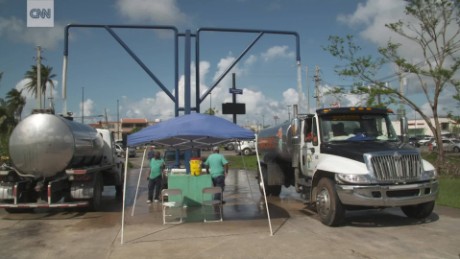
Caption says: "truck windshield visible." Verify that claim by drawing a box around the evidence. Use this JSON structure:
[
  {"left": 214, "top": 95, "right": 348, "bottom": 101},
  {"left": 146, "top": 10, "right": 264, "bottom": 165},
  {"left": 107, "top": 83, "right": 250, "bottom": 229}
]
[{"left": 319, "top": 113, "right": 399, "bottom": 143}]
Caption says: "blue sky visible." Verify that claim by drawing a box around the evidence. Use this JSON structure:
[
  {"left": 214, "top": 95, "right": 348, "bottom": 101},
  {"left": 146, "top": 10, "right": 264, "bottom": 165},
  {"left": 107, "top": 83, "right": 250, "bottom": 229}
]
[{"left": 1, "top": 0, "right": 457, "bottom": 126}]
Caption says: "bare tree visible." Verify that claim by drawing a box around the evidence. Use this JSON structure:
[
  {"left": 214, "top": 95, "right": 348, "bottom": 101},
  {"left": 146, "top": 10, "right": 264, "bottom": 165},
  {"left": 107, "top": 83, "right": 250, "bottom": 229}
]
[{"left": 324, "top": 0, "right": 460, "bottom": 170}]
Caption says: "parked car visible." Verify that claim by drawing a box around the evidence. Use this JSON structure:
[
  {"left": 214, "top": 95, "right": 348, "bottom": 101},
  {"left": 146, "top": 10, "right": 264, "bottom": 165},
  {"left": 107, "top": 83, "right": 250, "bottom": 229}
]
[
  {"left": 408, "top": 137, "right": 420, "bottom": 147},
  {"left": 115, "top": 144, "right": 125, "bottom": 157},
  {"left": 224, "top": 141, "right": 237, "bottom": 151},
  {"left": 418, "top": 136, "right": 435, "bottom": 146},
  {"left": 234, "top": 140, "right": 256, "bottom": 156},
  {"left": 431, "top": 139, "right": 460, "bottom": 152},
  {"left": 115, "top": 144, "right": 136, "bottom": 157}
]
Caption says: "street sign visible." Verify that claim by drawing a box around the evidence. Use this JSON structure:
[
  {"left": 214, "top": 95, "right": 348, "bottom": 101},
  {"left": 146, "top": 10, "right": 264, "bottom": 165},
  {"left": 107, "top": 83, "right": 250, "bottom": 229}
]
[{"left": 229, "top": 88, "right": 243, "bottom": 94}]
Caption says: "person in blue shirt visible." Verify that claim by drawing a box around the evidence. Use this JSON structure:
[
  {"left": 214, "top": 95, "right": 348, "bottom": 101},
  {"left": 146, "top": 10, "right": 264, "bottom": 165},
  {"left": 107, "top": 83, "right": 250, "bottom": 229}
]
[
  {"left": 147, "top": 151, "right": 165, "bottom": 203},
  {"left": 204, "top": 146, "right": 229, "bottom": 203}
]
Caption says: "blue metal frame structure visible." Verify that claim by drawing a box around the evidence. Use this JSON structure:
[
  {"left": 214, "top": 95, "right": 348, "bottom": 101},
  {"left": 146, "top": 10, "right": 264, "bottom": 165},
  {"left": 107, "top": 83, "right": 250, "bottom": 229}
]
[
  {"left": 195, "top": 28, "right": 301, "bottom": 114},
  {"left": 62, "top": 25, "right": 301, "bottom": 117}
]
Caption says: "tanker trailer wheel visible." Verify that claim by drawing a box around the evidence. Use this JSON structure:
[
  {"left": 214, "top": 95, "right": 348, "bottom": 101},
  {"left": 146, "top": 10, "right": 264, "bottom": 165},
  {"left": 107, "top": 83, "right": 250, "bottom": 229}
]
[
  {"left": 258, "top": 165, "right": 282, "bottom": 196},
  {"left": 115, "top": 164, "right": 125, "bottom": 201},
  {"left": 401, "top": 201, "right": 435, "bottom": 219},
  {"left": 89, "top": 173, "right": 103, "bottom": 211},
  {"left": 316, "top": 178, "right": 345, "bottom": 226}
]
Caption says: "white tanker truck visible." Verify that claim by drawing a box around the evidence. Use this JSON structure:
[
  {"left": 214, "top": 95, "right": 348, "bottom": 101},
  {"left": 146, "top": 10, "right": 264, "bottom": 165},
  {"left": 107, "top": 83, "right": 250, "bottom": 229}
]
[
  {"left": 0, "top": 111, "right": 124, "bottom": 212},
  {"left": 257, "top": 106, "right": 438, "bottom": 226}
]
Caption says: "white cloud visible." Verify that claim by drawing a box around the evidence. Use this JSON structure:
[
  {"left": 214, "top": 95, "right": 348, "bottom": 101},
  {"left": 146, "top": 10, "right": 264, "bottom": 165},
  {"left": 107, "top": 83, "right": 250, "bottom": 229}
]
[
  {"left": 244, "top": 54, "right": 258, "bottom": 66},
  {"left": 120, "top": 60, "right": 212, "bottom": 121},
  {"left": 80, "top": 99, "right": 94, "bottom": 118},
  {"left": 115, "top": 0, "right": 189, "bottom": 26},
  {"left": 0, "top": 17, "right": 64, "bottom": 49},
  {"left": 261, "top": 45, "right": 295, "bottom": 61}
]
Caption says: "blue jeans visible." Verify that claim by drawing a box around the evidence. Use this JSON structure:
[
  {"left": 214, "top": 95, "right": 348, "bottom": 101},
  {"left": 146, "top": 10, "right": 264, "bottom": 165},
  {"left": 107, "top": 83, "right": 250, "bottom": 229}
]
[
  {"left": 212, "top": 175, "right": 225, "bottom": 201},
  {"left": 148, "top": 176, "right": 162, "bottom": 201}
]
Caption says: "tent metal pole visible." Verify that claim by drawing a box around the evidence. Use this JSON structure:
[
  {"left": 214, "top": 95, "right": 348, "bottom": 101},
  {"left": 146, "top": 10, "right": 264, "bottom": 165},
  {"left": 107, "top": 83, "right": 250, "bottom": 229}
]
[
  {"left": 121, "top": 148, "right": 130, "bottom": 244},
  {"left": 237, "top": 141, "right": 255, "bottom": 201},
  {"left": 254, "top": 134, "right": 273, "bottom": 236},
  {"left": 132, "top": 148, "right": 148, "bottom": 216}
]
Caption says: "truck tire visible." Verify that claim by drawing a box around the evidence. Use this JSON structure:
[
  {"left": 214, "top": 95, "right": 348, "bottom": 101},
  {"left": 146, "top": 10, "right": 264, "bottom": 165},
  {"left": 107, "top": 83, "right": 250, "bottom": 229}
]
[
  {"left": 262, "top": 185, "right": 282, "bottom": 196},
  {"left": 115, "top": 164, "right": 125, "bottom": 200},
  {"left": 89, "top": 173, "right": 103, "bottom": 211},
  {"left": 316, "top": 178, "right": 345, "bottom": 226},
  {"left": 258, "top": 166, "right": 282, "bottom": 196},
  {"left": 401, "top": 201, "right": 435, "bottom": 219},
  {"left": 242, "top": 148, "right": 251, "bottom": 156}
]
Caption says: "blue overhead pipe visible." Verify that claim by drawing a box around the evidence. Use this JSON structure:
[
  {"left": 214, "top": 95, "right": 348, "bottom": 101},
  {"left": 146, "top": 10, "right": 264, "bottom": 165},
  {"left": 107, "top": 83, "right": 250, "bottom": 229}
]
[
  {"left": 62, "top": 24, "right": 179, "bottom": 113},
  {"left": 195, "top": 27, "right": 301, "bottom": 107}
]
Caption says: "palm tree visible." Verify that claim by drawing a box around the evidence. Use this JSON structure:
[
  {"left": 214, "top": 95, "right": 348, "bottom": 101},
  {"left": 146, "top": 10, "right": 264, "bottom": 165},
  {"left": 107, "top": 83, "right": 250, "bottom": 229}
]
[
  {"left": 6, "top": 89, "right": 26, "bottom": 121},
  {"left": 24, "top": 65, "right": 55, "bottom": 108}
]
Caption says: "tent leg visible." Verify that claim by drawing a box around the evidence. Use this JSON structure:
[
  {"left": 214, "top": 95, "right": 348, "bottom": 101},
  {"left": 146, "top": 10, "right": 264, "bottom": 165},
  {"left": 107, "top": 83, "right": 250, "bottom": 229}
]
[
  {"left": 131, "top": 147, "right": 148, "bottom": 216},
  {"left": 121, "top": 148, "right": 130, "bottom": 245},
  {"left": 254, "top": 134, "right": 273, "bottom": 236}
]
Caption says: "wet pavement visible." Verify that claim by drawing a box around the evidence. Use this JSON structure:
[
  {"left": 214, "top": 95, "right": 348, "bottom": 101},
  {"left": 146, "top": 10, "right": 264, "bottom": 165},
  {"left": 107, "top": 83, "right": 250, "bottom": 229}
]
[{"left": 0, "top": 161, "right": 460, "bottom": 259}]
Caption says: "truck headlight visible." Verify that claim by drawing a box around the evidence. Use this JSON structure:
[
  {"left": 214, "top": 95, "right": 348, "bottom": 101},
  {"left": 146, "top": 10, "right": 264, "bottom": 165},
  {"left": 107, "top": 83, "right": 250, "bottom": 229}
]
[
  {"left": 335, "top": 173, "right": 371, "bottom": 184},
  {"left": 421, "top": 169, "right": 437, "bottom": 180}
]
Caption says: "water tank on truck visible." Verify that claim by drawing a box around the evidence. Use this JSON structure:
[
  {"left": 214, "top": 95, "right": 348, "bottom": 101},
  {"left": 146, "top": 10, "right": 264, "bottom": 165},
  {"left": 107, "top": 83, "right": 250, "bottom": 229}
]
[{"left": 9, "top": 113, "right": 104, "bottom": 178}]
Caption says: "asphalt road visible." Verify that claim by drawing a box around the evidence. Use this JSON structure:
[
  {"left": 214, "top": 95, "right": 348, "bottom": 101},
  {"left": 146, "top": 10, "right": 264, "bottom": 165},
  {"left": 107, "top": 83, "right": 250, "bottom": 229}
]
[{"left": 0, "top": 154, "right": 459, "bottom": 259}]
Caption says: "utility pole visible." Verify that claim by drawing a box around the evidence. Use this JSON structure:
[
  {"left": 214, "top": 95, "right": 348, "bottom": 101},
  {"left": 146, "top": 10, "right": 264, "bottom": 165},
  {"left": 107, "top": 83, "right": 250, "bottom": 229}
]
[
  {"left": 36, "top": 46, "right": 42, "bottom": 109},
  {"left": 117, "top": 99, "right": 120, "bottom": 140},
  {"left": 306, "top": 65, "right": 310, "bottom": 113},
  {"left": 81, "top": 87, "right": 84, "bottom": 123},
  {"left": 287, "top": 105, "right": 291, "bottom": 121},
  {"left": 232, "top": 73, "right": 237, "bottom": 124},
  {"left": 398, "top": 70, "right": 407, "bottom": 120},
  {"left": 314, "top": 66, "right": 321, "bottom": 109}
]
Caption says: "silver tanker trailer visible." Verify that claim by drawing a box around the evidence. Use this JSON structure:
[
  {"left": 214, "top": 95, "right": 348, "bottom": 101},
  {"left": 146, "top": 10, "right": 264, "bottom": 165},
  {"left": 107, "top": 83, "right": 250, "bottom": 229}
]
[{"left": 0, "top": 111, "right": 125, "bottom": 212}]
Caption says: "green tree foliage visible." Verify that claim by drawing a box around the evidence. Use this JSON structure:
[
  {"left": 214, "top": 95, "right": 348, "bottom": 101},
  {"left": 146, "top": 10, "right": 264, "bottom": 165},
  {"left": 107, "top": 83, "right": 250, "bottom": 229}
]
[
  {"left": 323, "top": 0, "right": 460, "bottom": 169},
  {"left": 24, "top": 64, "right": 56, "bottom": 108},
  {"left": 203, "top": 107, "right": 218, "bottom": 115},
  {"left": 0, "top": 73, "right": 26, "bottom": 158}
]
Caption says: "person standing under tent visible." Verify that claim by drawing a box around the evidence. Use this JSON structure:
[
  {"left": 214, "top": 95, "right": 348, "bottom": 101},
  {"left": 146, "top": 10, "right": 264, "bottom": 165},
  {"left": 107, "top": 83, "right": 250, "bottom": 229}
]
[
  {"left": 147, "top": 151, "right": 165, "bottom": 203},
  {"left": 204, "top": 146, "right": 229, "bottom": 204}
]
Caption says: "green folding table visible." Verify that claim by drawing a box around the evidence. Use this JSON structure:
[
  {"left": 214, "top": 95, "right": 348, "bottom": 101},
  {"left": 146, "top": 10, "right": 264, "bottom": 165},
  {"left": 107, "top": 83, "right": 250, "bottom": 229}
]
[{"left": 167, "top": 174, "right": 213, "bottom": 206}]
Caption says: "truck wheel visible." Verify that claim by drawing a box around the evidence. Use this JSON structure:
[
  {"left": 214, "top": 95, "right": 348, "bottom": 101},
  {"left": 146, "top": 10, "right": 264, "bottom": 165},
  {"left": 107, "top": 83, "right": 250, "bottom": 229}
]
[
  {"left": 316, "top": 178, "right": 345, "bottom": 226},
  {"left": 242, "top": 148, "right": 251, "bottom": 156},
  {"left": 263, "top": 185, "right": 282, "bottom": 196},
  {"left": 258, "top": 166, "right": 282, "bottom": 196},
  {"left": 89, "top": 174, "right": 103, "bottom": 211},
  {"left": 115, "top": 164, "right": 125, "bottom": 200},
  {"left": 401, "top": 201, "right": 435, "bottom": 219}
]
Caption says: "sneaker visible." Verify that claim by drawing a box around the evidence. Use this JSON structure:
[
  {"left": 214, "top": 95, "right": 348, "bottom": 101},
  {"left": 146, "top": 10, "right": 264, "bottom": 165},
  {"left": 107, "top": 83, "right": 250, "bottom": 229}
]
[
  {"left": 146, "top": 200, "right": 152, "bottom": 204},
  {"left": 154, "top": 199, "right": 159, "bottom": 202}
]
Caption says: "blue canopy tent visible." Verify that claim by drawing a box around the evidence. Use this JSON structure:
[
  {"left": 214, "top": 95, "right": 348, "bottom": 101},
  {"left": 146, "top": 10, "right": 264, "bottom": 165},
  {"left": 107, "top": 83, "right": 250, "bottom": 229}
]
[
  {"left": 120, "top": 113, "right": 274, "bottom": 243},
  {"left": 127, "top": 113, "right": 254, "bottom": 149}
]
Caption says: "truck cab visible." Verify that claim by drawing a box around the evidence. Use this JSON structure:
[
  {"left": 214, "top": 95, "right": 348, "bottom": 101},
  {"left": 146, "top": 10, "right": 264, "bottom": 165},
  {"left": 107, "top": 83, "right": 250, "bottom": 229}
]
[{"left": 258, "top": 107, "right": 438, "bottom": 226}]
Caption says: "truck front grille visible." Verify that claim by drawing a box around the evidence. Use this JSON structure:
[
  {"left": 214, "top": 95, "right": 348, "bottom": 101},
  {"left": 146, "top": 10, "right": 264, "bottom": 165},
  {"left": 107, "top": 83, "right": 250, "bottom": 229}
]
[{"left": 366, "top": 152, "right": 422, "bottom": 182}]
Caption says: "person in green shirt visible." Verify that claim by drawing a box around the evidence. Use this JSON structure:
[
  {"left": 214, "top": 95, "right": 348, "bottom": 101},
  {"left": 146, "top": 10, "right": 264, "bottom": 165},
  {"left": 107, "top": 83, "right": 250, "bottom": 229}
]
[
  {"left": 204, "top": 146, "right": 229, "bottom": 203},
  {"left": 147, "top": 151, "right": 165, "bottom": 203}
]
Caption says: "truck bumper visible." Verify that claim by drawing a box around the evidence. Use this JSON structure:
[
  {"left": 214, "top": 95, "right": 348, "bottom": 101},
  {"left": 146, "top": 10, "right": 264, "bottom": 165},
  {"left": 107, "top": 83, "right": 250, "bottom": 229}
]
[{"left": 336, "top": 180, "right": 438, "bottom": 207}]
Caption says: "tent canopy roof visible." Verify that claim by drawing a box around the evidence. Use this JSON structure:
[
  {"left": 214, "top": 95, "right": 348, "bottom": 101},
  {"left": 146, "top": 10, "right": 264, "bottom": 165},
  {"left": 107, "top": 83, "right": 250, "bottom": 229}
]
[{"left": 127, "top": 113, "right": 255, "bottom": 149}]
